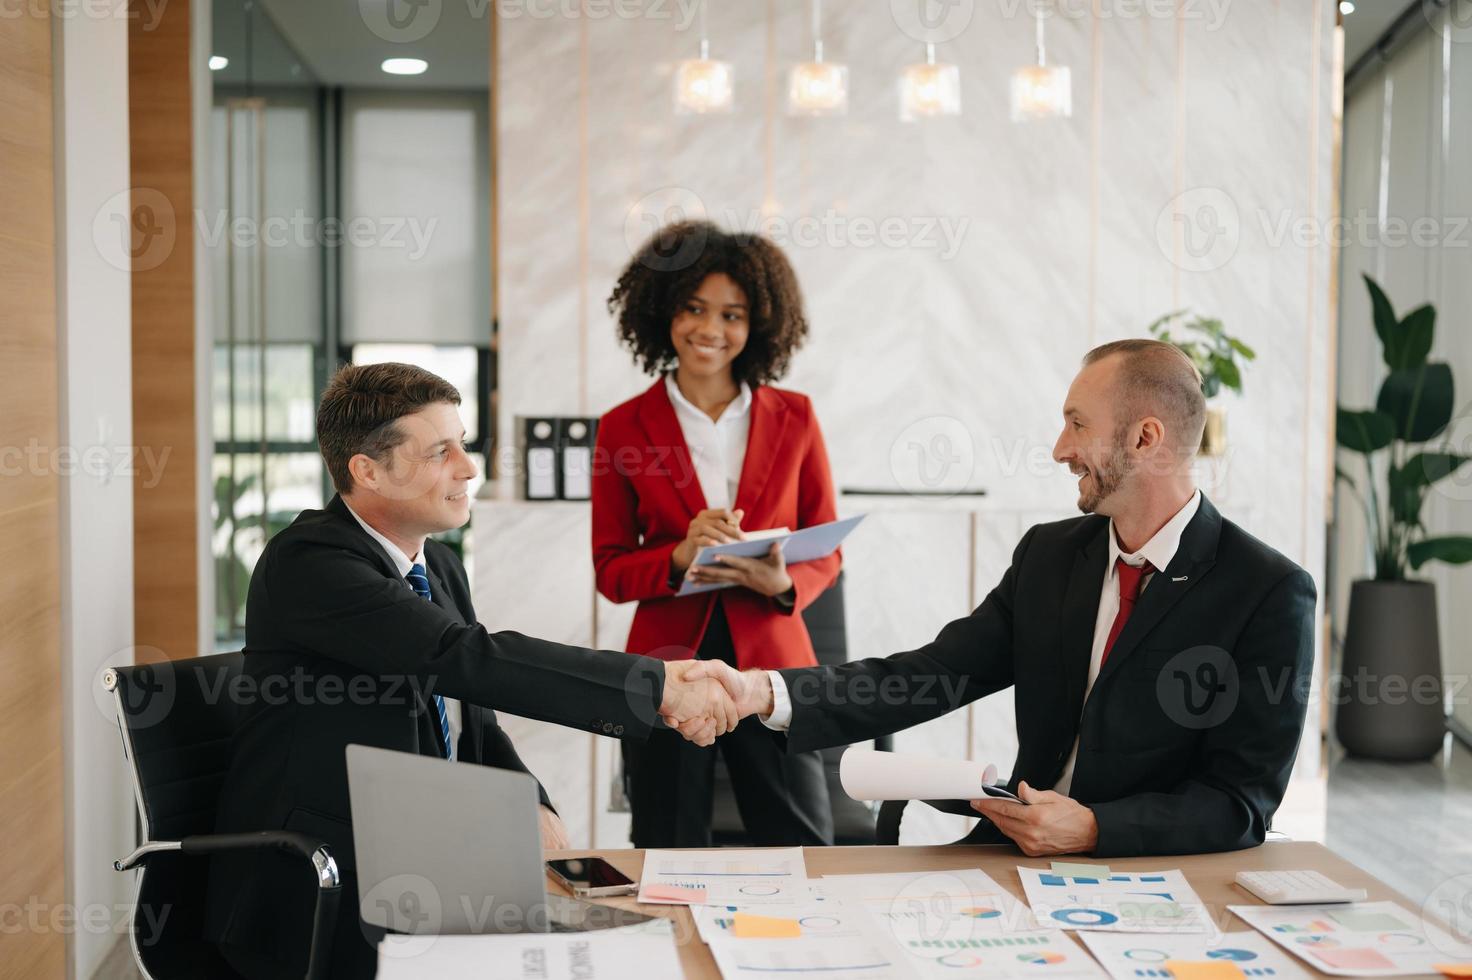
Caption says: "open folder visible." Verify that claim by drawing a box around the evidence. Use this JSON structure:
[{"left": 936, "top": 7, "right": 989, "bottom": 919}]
[{"left": 675, "top": 514, "right": 866, "bottom": 597}]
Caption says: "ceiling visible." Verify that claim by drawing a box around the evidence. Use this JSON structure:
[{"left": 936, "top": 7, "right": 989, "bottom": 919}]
[
  {"left": 211, "top": 0, "right": 489, "bottom": 90},
  {"left": 1341, "top": 0, "right": 1420, "bottom": 72}
]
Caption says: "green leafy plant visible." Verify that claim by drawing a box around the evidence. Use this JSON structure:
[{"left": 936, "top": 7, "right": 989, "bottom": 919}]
[
  {"left": 1336, "top": 275, "right": 1472, "bottom": 580},
  {"left": 1148, "top": 310, "right": 1257, "bottom": 398}
]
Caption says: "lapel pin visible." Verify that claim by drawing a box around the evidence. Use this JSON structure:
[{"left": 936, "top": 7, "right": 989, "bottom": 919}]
[{"left": 1172, "top": 575, "right": 1189, "bottom": 582}]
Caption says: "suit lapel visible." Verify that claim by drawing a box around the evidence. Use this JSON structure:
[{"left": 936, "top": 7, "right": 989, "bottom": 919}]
[
  {"left": 1093, "top": 495, "right": 1222, "bottom": 685},
  {"left": 636, "top": 380, "right": 707, "bottom": 519},
  {"left": 422, "top": 561, "right": 460, "bottom": 621},
  {"left": 733, "top": 386, "right": 790, "bottom": 516},
  {"left": 1062, "top": 521, "right": 1110, "bottom": 721},
  {"left": 327, "top": 494, "right": 404, "bottom": 580}
]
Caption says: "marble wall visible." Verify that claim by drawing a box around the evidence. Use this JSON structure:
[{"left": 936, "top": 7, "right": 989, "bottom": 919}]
[{"left": 486, "top": 0, "right": 1338, "bottom": 845}]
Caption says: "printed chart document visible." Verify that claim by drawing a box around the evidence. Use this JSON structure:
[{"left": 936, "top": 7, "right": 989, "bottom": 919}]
[
  {"left": 373, "top": 919, "right": 679, "bottom": 979},
  {"left": 1231, "top": 901, "right": 1472, "bottom": 977},
  {"left": 1078, "top": 929, "right": 1312, "bottom": 980},
  {"left": 839, "top": 748, "right": 1021, "bottom": 803},
  {"left": 636, "top": 847, "right": 810, "bottom": 906},
  {"left": 676, "top": 514, "right": 866, "bottom": 596},
  {"left": 1018, "top": 866, "right": 1213, "bottom": 934},
  {"left": 696, "top": 870, "right": 1103, "bottom": 979}
]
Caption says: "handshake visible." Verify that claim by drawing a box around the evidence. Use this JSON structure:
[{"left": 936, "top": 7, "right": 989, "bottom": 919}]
[{"left": 657, "top": 660, "right": 776, "bottom": 745}]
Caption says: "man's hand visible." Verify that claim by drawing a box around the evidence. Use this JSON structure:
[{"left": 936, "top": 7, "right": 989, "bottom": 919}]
[
  {"left": 684, "top": 661, "right": 775, "bottom": 720},
  {"left": 538, "top": 805, "right": 569, "bottom": 851},
  {"left": 660, "top": 659, "right": 740, "bottom": 746},
  {"left": 685, "top": 541, "right": 794, "bottom": 599},
  {"left": 969, "top": 781, "right": 1099, "bottom": 856}
]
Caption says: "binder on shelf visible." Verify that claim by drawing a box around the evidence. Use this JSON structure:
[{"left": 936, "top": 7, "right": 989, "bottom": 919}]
[
  {"left": 557, "top": 417, "right": 598, "bottom": 501},
  {"left": 516, "top": 416, "right": 559, "bottom": 500}
]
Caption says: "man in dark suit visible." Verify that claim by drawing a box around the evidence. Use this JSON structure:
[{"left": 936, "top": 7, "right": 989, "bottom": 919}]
[
  {"left": 699, "top": 339, "right": 1317, "bottom": 858},
  {"left": 206, "top": 362, "right": 736, "bottom": 980}
]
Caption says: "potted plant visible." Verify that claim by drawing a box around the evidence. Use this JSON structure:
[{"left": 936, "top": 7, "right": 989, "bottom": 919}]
[
  {"left": 1147, "top": 311, "right": 1256, "bottom": 455},
  {"left": 1334, "top": 275, "right": 1472, "bottom": 760}
]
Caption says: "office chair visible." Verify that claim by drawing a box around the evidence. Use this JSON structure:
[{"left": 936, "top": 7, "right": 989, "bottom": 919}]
[
  {"left": 709, "top": 572, "right": 895, "bottom": 845},
  {"left": 104, "top": 652, "right": 342, "bottom": 980}
]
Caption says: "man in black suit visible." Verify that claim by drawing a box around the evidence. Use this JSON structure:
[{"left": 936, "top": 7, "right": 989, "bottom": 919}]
[
  {"left": 206, "top": 362, "right": 736, "bottom": 980},
  {"left": 699, "top": 339, "right": 1316, "bottom": 858}
]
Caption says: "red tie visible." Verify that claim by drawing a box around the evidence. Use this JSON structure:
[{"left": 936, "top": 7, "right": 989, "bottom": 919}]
[{"left": 1101, "top": 558, "right": 1153, "bottom": 666}]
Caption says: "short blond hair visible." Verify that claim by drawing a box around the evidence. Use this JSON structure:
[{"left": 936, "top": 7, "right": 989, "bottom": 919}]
[{"left": 1083, "top": 339, "right": 1206, "bottom": 451}]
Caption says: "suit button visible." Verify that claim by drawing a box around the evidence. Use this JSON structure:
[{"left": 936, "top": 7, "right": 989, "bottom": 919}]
[
  {"left": 590, "top": 720, "right": 602, "bottom": 731},
  {"left": 613, "top": 725, "right": 625, "bottom": 736},
  {"left": 603, "top": 723, "right": 614, "bottom": 734}
]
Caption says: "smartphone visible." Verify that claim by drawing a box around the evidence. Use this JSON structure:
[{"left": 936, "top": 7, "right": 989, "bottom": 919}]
[{"left": 545, "top": 857, "right": 638, "bottom": 898}]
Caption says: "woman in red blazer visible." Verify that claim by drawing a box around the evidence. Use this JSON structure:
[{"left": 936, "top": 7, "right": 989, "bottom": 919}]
[{"left": 593, "top": 221, "right": 839, "bottom": 848}]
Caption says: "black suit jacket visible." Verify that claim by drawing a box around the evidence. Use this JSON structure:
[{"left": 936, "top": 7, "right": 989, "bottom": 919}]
[
  {"left": 205, "top": 495, "right": 666, "bottom": 967},
  {"left": 779, "top": 495, "right": 1316, "bottom": 857}
]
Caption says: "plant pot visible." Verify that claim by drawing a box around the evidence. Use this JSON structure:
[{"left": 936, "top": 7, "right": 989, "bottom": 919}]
[
  {"left": 1334, "top": 579, "right": 1445, "bottom": 760},
  {"left": 1200, "top": 406, "right": 1227, "bottom": 456}
]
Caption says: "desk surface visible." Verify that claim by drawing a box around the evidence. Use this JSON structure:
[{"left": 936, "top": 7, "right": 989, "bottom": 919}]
[{"left": 546, "top": 841, "right": 1413, "bottom": 979}]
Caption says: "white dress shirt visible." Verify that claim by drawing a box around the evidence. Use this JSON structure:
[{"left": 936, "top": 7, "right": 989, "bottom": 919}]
[
  {"left": 342, "top": 500, "right": 462, "bottom": 761},
  {"left": 761, "top": 491, "right": 1205, "bottom": 800},
  {"left": 665, "top": 374, "right": 753, "bottom": 510}
]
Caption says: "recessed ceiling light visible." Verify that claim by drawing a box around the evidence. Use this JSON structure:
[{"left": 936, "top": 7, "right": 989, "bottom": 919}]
[
  {"left": 1339, "top": 0, "right": 1354, "bottom": 13},
  {"left": 381, "top": 58, "right": 428, "bottom": 76},
  {"left": 209, "top": 55, "right": 229, "bottom": 71}
]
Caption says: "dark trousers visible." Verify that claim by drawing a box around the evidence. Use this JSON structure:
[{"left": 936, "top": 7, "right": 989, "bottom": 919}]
[{"left": 623, "top": 602, "right": 834, "bottom": 848}]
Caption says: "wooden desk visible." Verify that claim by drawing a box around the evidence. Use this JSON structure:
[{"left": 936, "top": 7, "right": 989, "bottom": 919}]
[{"left": 546, "top": 841, "right": 1415, "bottom": 979}]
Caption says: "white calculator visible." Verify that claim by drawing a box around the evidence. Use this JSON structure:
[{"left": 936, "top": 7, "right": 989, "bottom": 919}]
[{"left": 1234, "top": 869, "right": 1368, "bottom": 905}]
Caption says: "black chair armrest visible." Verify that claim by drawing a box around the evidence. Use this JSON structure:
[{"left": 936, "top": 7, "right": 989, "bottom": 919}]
[{"left": 115, "top": 833, "right": 342, "bottom": 980}]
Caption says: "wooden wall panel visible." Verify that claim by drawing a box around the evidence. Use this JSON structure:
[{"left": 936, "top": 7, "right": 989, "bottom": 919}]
[
  {"left": 0, "top": 5, "right": 65, "bottom": 978},
  {"left": 129, "top": 0, "right": 199, "bottom": 662}
]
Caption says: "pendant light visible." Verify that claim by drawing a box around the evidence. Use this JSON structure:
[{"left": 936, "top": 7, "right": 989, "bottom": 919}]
[
  {"left": 787, "top": 0, "right": 847, "bottom": 116},
  {"left": 1010, "top": 4, "right": 1071, "bottom": 122},
  {"left": 674, "top": 0, "right": 734, "bottom": 114},
  {"left": 899, "top": 42, "right": 961, "bottom": 121}
]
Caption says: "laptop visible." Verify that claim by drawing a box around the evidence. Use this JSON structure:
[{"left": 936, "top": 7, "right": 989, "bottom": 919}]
[{"left": 345, "top": 744, "right": 656, "bottom": 935}]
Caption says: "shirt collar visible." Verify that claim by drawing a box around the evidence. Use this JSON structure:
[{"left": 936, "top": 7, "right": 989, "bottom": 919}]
[
  {"left": 1107, "top": 489, "right": 1202, "bottom": 574},
  {"left": 342, "top": 499, "right": 424, "bottom": 580},
  {"left": 665, "top": 374, "right": 752, "bottom": 425}
]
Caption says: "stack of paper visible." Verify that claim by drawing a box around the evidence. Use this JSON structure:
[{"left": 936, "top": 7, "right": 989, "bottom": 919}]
[
  {"left": 1231, "top": 900, "right": 1472, "bottom": 977},
  {"left": 1018, "top": 866, "right": 1214, "bottom": 934},
  {"left": 374, "top": 919, "right": 679, "bottom": 979},
  {"left": 1077, "top": 929, "right": 1312, "bottom": 979},
  {"left": 636, "top": 847, "right": 812, "bottom": 906}
]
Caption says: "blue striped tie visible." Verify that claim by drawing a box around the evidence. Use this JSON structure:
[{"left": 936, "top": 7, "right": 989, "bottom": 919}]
[{"left": 406, "top": 563, "right": 453, "bottom": 760}]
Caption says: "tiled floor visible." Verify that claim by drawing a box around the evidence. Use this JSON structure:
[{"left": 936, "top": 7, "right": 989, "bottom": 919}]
[{"left": 1323, "top": 734, "right": 1472, "bottom": 934}]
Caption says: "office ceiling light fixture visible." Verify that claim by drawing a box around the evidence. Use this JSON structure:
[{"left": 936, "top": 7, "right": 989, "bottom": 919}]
[
  {"left": 674, "top": 0, "right": 734, "bottom": 114},
  {"left": 787, "top": 0, "right": 848, "bottom": 116},
  {"left": 1010, "top": 5, "right": 1071, "bottom": 121},
  {"left": 381, "top": 57, "right": 428, "bottom": 76},
  {"left": 899, "top": 42, "right": 961, "bottom": 121},
  {"left": 209, "top": 55, "right": 229, "bottom": 71}
]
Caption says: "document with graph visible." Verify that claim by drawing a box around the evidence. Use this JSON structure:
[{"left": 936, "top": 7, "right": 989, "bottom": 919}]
[
  {"left": 1078, "top": 929, "right": 1311, "bottom": 979},
  {"left": 1231, "top": 900, "right": 1472, "bottom": 977},
  {"left": 635, "top": 847, "right": 810, "bottom": 906},
  {"left": 1018, "top": 867, "right": 1213, "bottom": 934}
]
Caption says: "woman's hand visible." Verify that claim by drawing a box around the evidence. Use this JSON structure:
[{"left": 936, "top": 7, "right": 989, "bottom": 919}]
[
  {"left": 671, "top": 508, "right": 745, "bottom": 574},
  {"left": 686, "top": 541, "right": 794, "bottom": 599}
]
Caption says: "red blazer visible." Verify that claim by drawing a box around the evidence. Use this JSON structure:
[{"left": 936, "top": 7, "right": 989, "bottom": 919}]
[{"left": 592, "top": 379, "right": 841, "bottom": 671}]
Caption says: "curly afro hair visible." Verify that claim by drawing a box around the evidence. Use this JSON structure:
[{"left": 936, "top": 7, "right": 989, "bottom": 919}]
[{"left": 607, "top": 220, "right": 809, "bottom": 387}]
